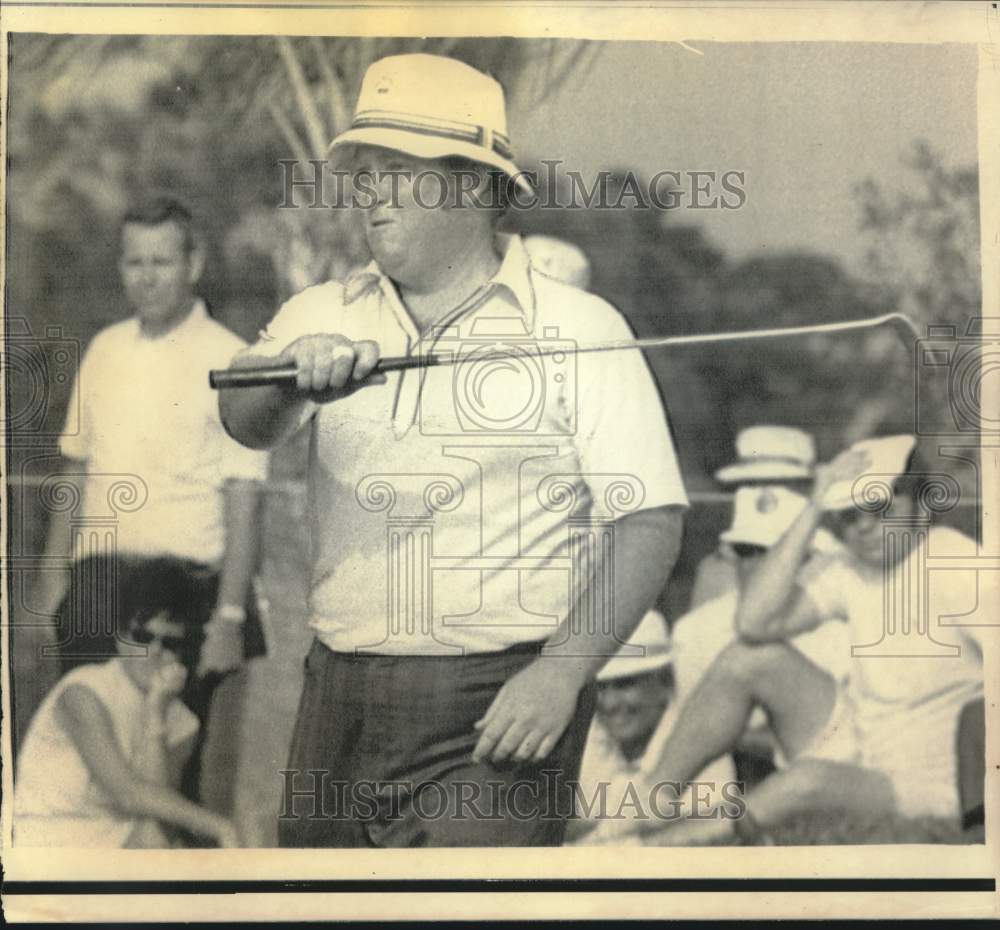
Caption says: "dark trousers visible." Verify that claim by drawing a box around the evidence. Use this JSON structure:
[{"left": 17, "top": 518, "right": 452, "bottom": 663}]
[
  {"left": 957, "top": 698, "right": 985, "bottom": 830},
  {"left": 54, "top": 554, "right": 265, "bottom": 802},
  {"left": 278, "top": 638, "right": 597, "bottom": 848}
]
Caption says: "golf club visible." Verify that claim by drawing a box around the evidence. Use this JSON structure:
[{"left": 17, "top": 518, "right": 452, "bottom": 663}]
[{"left": 209, "top": 312, "right": 921, "bottom": 390}]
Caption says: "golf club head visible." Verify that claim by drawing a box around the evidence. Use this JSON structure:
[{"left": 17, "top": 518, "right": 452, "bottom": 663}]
[{"left": 886, "top": 312, "right": 922, "bottom": 347}]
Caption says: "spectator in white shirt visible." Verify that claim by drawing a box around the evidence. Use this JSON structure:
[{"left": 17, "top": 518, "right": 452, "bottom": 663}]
[
  {"left": 635, "top": 436, "right": 986, "bottom": 844},
  {"left": 36, "top": 195, "right": 269, "bottom": 801}
]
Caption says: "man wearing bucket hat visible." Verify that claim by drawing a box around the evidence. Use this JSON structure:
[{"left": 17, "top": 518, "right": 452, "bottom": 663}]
[
  {"left": 567, "top": 610, "right": 737, "bottom": 846},
  {"left": 677, "top": 484, "right": 849, "bottom": 719},
  {"left": 689, "top": 425, "right": 818, "bottom": 609},
  {"left": 578, "top": 484, "right": 847, "bottom": 844},
  {"left": 630, "top": 436, "right": 987, "bottom": 844},
  {"left": 220, "top": 54, "right": 687, "bottom": 847}
]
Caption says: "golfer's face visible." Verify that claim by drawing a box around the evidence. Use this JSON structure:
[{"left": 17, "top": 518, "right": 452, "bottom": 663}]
[
  {"left": 596, "top": 671, "right": 671, "bottom": 749},
  {"left": 355, "top": 148, "right": 468, "bottom": 278},
  {"left": 120, "top": 222, "right": 197, "bottom": 328}
]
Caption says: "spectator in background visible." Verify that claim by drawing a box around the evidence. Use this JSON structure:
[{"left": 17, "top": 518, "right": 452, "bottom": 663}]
[
  {"left": 689, "top": 426, "right": 816, "bottom": 609},
  {"left": 523, "top": 235, "right": 592, "bottom": 290},
  {"left": 15, "top": 559, "right": 241, "bottom": 848},
  {"left": 671, "top": 485, "right": 851, "bottom": 760},
  {"left": 676, "top": 426, "right": 848, "bottom": 793},
  {"left": 568, "top": 610, "right": 736, "bottom": 845},
  {"left": 639, "top": 436, "right": 986, "bottom": 845},
  {"left": 590, "top": 486, "right": 849, "bottom": 844},
  {"left": 36, "top": 195, "right": 269, "bottom": 802}
]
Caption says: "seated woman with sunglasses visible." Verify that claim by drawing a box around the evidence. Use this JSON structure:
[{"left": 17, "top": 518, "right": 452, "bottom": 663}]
[
  {"left": 14, "top": 559, "right": 241, "bottom": 848},
  {"left": 633, "top": 436, "right": 986, "bottom": 845}
]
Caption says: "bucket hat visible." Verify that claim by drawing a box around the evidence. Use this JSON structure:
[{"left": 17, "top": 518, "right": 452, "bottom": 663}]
[
  {"left": 597, "top": 610, "right": 672, "bottom": 682},
  {"left": 328, "top": 53, "right": 532, "bottom": 193},
  {"left": 820, "top": 434, "right": 917, "bottom": 511},
  {"left": 715, "top": 426, "right": 816, "bottom": 484}
]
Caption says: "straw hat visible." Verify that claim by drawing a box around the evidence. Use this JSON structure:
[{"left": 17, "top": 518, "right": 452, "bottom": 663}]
[
  {"left": 328, "top": 53, "right": 532, "bottom": 192},
  {"left": 715, "top": 426, "right": 816, "bottom": 484},
  {"left": 820, "top": 434, "right": 917, "bottom": 511},
  {"left": 597, "top": 610, "right": 672, "bottom": 682}
]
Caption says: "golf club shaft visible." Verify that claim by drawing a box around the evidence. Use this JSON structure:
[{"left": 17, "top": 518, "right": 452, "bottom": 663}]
[{"left": 208, "top": 312, "right": 919, "bottom": 390}]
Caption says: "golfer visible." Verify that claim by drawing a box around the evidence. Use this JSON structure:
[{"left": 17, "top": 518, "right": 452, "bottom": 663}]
[{"left": 221, "top": 53, "right": 687, "bottom": 846}]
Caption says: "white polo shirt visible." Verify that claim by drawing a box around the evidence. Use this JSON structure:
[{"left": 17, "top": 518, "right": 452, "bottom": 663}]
[
  {"left": 246, "top": 234, "right": 687, "bottom": 655},
  {"left": 801, "top": 525, "right": 985, "bottom": 816},
  {"left": 60, "top": 301, "right": 268, "bottom": 565}
]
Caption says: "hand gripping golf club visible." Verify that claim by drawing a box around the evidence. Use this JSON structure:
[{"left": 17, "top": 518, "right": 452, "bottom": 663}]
[{"left": 208, "top": 312, "right": 921, "bottom": 390}]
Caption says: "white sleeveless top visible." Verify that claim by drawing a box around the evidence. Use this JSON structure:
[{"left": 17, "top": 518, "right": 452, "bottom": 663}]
[{"left": 14, "top": 659, "right": 199, "bottom": 847}]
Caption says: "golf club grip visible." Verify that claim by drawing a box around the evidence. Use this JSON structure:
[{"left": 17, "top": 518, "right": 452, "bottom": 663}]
[{"left": 208, "top": 354, "right": 439, "bottom": 389}]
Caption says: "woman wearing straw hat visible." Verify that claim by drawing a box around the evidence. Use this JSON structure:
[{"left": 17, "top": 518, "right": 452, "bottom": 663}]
[{"left": 220, "top": 54, "right": 688, "bottom": 846}]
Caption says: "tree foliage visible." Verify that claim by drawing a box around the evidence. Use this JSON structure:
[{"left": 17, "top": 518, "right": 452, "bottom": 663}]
[
  {"left": 6, "top": 40, "right": 979, "bottom": 487},
  {"left": 855, "top": 139, "right": 981, "bottom": 328},
  {"left": 8, "top": 35, "right": 599, "bottom": 305}
]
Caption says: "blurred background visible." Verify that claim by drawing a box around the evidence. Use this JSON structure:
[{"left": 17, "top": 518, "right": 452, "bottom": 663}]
[{"left": 4, "top": 36, "right": 985, "bottom": 844}]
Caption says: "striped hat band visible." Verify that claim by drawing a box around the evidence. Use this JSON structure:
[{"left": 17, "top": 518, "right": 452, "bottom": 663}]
[{"left": 351, "top": 111, "right": 514, "bottom": 161}]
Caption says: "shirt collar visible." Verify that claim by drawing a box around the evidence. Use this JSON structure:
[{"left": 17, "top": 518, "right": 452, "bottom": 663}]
[
  {"left": 135, "top": 298, "right": 207, "bottom": 342},
  {"left": 489, "top": 233, "right": 537, "bottom": 328},
  {"left": 181, "top": 298, "right": 209, "bottom": 333},
  {"left": 343, "top": 262, "right": 382, "bottom": 304},
  {"left": 342, "top": 234, "right": 538, "bottom": 330}
]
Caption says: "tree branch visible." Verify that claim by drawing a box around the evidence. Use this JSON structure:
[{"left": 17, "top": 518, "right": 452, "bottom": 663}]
[
  {"left": 431, "top": 37, "right": 462, "bottom": 59},
  {"left": 265, "top": 97, "right": 312, "bottom": 167},
  {"left": 355, "top": 37, "right": 379, "bottom": 80},
  {"left": 275, "top": 36, "right": 329, "bottom": 158},
  {"left": 545, "top": 40, "right": 597, "bottom": 101},
  {"left": 309, "top": 36, "right": 351, "bottom": 136}
]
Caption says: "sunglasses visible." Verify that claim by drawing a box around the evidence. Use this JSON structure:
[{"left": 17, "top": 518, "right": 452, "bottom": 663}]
[
  {"left": 127, "top": 625, "right": 188, "bottom": 653},
  {"left": 730, "top": 543, "right": 768, "bottom": 559}
]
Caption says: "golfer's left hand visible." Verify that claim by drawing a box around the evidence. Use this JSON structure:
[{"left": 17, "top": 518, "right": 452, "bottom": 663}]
[
  {"left": 197, "top": 618, "right": 244, "bottom": 676},
  {"left": 472, "top": 658, "right": 586, "bottom": 764}
]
